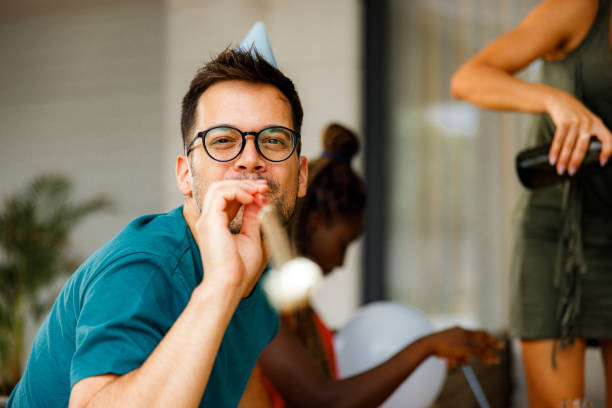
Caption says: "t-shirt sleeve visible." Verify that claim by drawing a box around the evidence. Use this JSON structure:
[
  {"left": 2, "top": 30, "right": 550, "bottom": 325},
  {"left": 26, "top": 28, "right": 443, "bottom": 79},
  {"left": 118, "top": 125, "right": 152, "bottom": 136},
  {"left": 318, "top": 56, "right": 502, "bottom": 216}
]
[{"left": 70, "top": 253, "right": 182, "bottom": 387}]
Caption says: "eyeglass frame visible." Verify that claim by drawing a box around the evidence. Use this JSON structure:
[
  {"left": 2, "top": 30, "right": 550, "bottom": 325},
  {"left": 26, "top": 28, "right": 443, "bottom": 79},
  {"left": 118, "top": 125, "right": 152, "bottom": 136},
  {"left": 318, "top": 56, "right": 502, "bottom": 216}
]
[{"left": 185, "top": 125, "right": 301, "bottom": 163}]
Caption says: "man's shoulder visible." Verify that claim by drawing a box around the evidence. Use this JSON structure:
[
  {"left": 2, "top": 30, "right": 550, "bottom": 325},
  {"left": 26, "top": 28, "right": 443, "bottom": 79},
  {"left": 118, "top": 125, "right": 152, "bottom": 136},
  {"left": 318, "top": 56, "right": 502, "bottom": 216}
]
[
  {"left": 72, "top": 206, "right": 197, "bottom": 293},
  {"left": 100, "top": 207, "right": 190, "bottom": 266},
  {"left": 121, "top": 206, "right": 188, "bottom": 246}
]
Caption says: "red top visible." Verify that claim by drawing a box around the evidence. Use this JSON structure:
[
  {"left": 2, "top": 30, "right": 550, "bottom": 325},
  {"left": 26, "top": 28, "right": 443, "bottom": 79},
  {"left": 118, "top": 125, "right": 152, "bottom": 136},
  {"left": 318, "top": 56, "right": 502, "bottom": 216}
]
[{"left": 262, "top": 311, "right": 337, "bottom": 407}]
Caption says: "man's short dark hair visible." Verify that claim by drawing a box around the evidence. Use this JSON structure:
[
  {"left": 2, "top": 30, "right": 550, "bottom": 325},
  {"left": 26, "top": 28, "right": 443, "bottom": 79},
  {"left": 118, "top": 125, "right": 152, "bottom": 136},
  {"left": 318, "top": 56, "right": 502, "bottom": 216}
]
[{"left": 181, "top": 48, "right": 303, "bottom": 154}]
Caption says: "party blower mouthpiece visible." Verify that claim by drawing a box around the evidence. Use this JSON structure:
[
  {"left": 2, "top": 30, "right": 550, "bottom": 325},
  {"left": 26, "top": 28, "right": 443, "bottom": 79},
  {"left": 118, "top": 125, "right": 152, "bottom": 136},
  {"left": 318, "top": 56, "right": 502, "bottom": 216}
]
[{"left": 258, "top": 204, "right": 323, "bottom": 312}]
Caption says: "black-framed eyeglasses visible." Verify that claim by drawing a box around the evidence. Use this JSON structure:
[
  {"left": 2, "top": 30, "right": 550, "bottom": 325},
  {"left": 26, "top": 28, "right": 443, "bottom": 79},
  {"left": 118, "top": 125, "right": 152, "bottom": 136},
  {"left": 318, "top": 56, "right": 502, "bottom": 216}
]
[{"left": 186, "top": 125, "right": 301, "bottom": 163}]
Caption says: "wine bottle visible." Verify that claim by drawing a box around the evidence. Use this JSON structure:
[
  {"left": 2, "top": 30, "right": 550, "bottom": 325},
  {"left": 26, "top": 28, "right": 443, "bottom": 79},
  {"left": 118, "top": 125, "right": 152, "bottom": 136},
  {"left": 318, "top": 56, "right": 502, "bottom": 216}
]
[{"left": 515, "top": 139, "right": 609, "bottom": 189}]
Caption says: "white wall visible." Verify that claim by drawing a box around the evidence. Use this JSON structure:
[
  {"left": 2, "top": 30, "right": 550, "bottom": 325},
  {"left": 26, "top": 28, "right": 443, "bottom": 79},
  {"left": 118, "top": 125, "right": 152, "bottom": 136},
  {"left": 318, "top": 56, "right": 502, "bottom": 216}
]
[{"left": 0, "top": 0, "right": 165, "bottom": 261}]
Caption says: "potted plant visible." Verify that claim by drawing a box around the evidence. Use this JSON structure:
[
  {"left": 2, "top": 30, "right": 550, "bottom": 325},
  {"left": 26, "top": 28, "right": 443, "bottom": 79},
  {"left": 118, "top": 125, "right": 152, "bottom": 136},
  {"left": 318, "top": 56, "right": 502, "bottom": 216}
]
[{"left": 0, "top": 175, "right": 112, "bottom": 395}]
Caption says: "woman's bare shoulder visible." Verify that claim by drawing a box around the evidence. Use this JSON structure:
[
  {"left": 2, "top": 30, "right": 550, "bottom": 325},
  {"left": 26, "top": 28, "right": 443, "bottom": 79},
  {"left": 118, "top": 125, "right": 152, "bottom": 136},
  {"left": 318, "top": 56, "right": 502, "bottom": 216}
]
[{"left": 532, "top": 0, "right": 598, "bottom": 59}]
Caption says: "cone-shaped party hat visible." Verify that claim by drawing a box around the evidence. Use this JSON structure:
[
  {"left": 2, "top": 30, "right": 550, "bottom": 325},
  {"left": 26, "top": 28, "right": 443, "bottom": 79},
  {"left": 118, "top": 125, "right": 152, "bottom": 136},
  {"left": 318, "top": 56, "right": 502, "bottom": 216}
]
[{"left": 238, "top": 22, "right": 277, "bottom": 68}]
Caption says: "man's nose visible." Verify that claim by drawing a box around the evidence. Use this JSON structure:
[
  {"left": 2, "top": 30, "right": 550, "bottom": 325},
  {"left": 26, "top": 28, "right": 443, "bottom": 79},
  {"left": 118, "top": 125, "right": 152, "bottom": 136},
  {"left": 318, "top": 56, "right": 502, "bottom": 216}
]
[{"left": 234, "top": 136, "right": 266, "bottom": 173}]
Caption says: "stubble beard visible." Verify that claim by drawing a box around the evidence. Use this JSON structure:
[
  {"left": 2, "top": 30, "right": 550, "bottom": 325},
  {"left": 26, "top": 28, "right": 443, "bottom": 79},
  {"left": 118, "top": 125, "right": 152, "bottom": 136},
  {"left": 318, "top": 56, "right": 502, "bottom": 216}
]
[
  {"left": 190, "top": 169, "right": 299, "bottom": 235},
  {"left": 228, "top": 177, "right": 296, "bottom": 234}
]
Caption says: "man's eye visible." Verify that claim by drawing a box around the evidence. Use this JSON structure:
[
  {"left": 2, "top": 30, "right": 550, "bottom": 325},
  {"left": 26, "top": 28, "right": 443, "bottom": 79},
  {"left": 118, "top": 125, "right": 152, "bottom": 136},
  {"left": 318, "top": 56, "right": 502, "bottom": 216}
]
[
  {"left": 211, "top": 138, "right": 232, "bottom": 144},
  {"left": 208, "top": 137, "right": 239, "bottom": 149},
  {"left": 261, "top": 135, "right": 291, "bottom": 148}
]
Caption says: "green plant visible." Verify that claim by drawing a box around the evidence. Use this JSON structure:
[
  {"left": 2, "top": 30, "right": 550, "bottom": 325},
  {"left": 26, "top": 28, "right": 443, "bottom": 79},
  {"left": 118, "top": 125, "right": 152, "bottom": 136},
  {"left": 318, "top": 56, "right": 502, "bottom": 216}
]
[{"left": 0, "top": 175, "right": 112, "bottom": 393}]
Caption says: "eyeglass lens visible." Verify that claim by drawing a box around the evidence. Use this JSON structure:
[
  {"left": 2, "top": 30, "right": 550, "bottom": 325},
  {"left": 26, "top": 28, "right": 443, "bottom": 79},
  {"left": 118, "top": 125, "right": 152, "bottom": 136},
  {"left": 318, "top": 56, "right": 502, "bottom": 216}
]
[{"left": 204, "top": 127, "right": 295, "bottom": 162}]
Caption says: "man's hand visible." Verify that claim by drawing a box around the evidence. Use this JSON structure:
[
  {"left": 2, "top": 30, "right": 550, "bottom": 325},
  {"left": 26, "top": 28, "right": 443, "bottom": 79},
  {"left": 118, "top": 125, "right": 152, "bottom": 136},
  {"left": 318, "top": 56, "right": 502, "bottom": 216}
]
[
  {"left": 195, "top": 179, "right": 269, "bottom": 297},
  {"left": 74, "top": 180, "right": 271, "bottom": 408},
  {"left": 424, "top": 327, "right": 504, "bottom": 369}
]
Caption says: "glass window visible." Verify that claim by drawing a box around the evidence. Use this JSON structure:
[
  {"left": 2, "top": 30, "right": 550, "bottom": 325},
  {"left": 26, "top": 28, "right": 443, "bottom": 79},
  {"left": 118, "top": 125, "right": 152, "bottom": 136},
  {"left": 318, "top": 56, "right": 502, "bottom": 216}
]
[{"left": 385, "top": 0, "right": 540, "bottom": 329}]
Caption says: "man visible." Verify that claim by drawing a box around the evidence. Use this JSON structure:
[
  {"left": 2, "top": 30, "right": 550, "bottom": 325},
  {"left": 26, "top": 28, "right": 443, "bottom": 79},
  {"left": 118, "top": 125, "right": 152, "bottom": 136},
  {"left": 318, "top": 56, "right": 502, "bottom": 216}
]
[{"left": 7, "top": 33, "right": 308, "bottom": 407}]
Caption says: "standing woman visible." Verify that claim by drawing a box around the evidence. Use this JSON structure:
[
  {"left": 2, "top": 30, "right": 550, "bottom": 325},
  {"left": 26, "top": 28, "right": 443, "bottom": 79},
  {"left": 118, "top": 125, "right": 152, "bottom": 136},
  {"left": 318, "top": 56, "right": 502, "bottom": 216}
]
[{"left": 451, "top": 0, "right": 612, "bottom": 407}]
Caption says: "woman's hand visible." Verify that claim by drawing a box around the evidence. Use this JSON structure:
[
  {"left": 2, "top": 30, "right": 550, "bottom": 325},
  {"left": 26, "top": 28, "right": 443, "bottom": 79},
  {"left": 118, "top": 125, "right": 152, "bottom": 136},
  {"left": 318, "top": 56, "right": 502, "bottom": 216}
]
[
  {"left": 546, "top": 90, "right": 612, "bottom": 175},
  {"left": 450, "top": 0, "right": 612, "bottom": 175},
  {"left": 424, "top": 327, "right": 503, "bottom": 369}
]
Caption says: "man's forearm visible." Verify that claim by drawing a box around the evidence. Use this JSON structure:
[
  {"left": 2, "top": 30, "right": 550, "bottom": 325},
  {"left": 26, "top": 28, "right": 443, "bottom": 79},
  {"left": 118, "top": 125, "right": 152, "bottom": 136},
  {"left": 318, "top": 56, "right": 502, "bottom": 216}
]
[{"left": 83, "top": 283, "right": 242, "bottom": 408}]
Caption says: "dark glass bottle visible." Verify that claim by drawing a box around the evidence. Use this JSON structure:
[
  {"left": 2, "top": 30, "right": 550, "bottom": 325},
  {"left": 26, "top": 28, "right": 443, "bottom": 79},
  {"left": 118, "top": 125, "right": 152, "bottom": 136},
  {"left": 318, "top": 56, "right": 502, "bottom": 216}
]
[{"left": 516, "top": 140, "right": 609, "bottom": 189}]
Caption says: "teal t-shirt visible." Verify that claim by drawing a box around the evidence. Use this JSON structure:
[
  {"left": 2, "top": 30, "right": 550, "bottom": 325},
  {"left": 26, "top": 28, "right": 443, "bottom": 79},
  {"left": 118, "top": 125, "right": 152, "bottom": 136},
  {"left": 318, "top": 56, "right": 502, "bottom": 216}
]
[{"left": 8, "top": 206, "right": 279, "bottom": 407}]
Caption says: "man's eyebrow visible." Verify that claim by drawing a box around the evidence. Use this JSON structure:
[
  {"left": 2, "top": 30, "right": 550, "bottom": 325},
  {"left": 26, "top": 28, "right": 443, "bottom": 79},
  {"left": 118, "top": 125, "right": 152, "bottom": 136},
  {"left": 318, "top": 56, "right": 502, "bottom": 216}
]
[
  {"left": 199, "top": 123, "right": 233, "bottom": 129},
  {"left": 201, "top": 124, "right": 293, "bottom": 131}
]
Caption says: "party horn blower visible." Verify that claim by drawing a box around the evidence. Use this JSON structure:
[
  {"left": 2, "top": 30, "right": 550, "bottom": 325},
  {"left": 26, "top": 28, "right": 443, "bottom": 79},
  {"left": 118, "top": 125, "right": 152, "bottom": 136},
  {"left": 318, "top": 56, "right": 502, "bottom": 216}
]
[{"left": 258, "top": 204, "right": 323, "bottom": 311}]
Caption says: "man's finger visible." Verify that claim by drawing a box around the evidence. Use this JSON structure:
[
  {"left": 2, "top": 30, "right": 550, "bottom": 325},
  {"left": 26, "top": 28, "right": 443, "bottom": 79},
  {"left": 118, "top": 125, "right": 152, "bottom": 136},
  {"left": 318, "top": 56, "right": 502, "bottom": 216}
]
[
  {"left": 240, "top": 198, "right": 265, "bottom": 239},
  {"left": 203, "top": 181, "right": 268, "bottom": 215}
]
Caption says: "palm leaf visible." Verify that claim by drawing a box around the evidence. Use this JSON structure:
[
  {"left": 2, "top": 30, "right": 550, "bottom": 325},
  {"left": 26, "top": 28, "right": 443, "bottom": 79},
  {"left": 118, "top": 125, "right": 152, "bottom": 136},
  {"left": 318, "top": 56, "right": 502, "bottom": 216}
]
[{"left": 0, "top": 174, "right": 112, "bottom": 384}]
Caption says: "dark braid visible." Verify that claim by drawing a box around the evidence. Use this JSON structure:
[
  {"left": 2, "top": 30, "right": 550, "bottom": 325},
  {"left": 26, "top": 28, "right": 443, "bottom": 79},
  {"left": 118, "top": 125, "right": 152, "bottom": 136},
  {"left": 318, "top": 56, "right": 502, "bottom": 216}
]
[
  {"left": 282, "top": 307, "right": 335, "bottom": 379},
  {"left": 286, "top": 123, "right": 366, "bottom": 378}
]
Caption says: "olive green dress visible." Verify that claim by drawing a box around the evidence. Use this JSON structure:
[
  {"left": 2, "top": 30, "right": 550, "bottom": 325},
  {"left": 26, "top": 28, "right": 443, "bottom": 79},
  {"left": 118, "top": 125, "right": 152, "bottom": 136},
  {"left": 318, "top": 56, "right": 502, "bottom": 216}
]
[{"left": 509, "top": 0, "right": 612, "bottom": 348}]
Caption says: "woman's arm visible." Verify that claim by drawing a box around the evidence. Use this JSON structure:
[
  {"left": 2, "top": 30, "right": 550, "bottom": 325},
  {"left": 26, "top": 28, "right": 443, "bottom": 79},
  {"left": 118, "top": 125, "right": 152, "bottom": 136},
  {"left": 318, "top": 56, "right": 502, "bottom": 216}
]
[
  {"left": 451, "top": 0, "right": 611, "bottom": 174},
  {"left": 450, "top": 0, "right": 596, "bottom": 111},
  {"left": 259, "top": 322, "right": 501, "bottom": 408}
]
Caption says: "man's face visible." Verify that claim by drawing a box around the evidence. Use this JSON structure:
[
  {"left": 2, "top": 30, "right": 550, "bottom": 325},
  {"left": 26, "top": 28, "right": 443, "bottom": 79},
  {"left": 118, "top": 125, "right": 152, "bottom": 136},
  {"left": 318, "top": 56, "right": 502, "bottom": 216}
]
[{"left": 185, "top": 80, "right": 307, "bottom": 232}]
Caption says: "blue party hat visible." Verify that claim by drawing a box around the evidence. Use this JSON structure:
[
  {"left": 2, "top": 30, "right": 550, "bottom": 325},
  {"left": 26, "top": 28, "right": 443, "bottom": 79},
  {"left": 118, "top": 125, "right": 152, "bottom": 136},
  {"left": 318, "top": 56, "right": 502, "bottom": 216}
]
[{"left": 239, "top": 22, "right": 278, "bottom": 68}]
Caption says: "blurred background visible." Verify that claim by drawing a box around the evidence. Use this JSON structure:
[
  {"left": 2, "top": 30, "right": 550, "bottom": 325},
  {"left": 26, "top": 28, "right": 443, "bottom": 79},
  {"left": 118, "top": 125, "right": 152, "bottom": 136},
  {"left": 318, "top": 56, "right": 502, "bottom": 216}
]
[{"left": 0, "top": 0, "right": 606, "bottom": 405}]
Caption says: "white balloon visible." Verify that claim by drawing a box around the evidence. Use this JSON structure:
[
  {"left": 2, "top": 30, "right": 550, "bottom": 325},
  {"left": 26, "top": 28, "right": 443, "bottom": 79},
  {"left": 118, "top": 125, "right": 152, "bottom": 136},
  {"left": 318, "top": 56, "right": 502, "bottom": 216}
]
[{"left": 334, "top": 301, "right": 447, "bottom": 408}]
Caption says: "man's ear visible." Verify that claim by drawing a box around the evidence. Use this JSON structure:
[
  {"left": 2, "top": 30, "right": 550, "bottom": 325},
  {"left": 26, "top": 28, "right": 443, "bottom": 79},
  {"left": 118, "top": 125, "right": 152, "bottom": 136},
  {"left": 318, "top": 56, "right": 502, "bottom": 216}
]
[
  {"left": 176, "top": 155, "right": 193, "bottom": 197},
  {"left": 297, "top": 156, "right": 308, "bottom": 198}
]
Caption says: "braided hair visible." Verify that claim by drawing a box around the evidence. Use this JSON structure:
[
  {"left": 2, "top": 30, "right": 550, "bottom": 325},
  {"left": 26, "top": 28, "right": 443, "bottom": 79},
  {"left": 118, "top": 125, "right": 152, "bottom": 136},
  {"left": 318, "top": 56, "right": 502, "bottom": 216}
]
[{"left": 284, "top": 123, "right": 366, "bottom": 379}]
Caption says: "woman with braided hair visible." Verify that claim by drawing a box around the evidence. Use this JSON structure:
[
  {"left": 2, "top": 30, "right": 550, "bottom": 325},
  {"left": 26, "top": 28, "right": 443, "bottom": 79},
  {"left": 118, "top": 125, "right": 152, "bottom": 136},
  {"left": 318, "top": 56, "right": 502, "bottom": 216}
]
[{"left": 242, "top": 123, "right": 503, "bottom": 408}]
